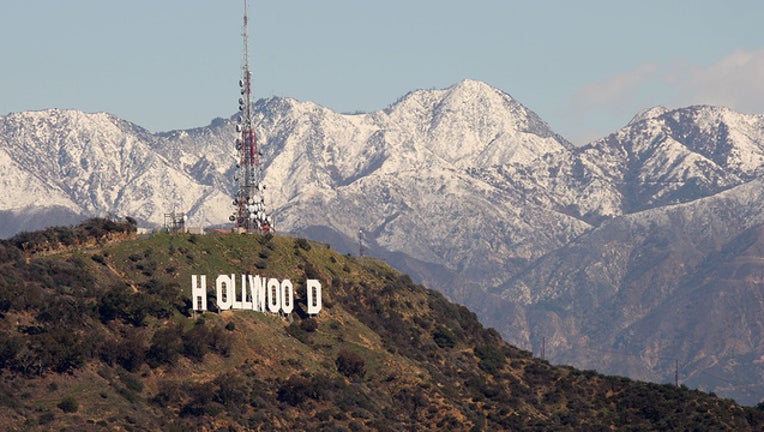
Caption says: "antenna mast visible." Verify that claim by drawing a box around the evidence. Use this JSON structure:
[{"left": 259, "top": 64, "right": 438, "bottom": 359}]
[{"left": 230, "top": 0, "right": 272, "bottom": 233}]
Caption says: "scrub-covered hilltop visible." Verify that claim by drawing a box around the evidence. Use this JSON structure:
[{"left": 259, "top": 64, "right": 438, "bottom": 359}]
[{"left": 0, "top": 219, "right": 761, "bottom": 431}]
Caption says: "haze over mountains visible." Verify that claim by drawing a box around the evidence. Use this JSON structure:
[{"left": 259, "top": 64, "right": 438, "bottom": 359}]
[{"left": 2, "top": 79, "right": 764, "bottom": 404}]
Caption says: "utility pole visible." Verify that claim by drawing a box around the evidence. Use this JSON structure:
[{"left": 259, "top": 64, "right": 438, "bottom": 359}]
[
  {"left": 541, "top": 336, "right": 546, "bottom": 361},
  {"left": 358, "top": 228, "right": 365, "bottom": 257}
]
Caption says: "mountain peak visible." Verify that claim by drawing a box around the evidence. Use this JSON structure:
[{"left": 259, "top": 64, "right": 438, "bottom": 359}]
[
  {"left": 620, "top": 105, "right": 764, "bottom": 178},
  {"left": 3, "top": 108, "right": 119, "bottom": 125},
  {"left": 447, "top": 78, "right": 507, "bottom": 96},
  {"left": 440, "top": 79, "right": 521, "bottom": 111},
  {"left": 380, "top": 80, "right": 570, "bottom": 167},
  {"left": 628, "top": 106, "right": 671, "bottom": 125}
]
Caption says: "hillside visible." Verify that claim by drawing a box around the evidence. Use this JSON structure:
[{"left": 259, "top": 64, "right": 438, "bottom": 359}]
[{"left": 0, "top": 220, "right": 762, "bottom": 431}]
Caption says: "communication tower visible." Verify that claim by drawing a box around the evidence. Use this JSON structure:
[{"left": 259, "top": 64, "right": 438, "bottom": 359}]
[{"left": 229, "top": 0, "right": 273, "bottom": 233}]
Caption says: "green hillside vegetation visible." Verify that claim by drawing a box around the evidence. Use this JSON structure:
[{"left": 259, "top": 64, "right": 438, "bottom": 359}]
[{"left": 0, "top": 218, "right": 762, "bottom": 431}]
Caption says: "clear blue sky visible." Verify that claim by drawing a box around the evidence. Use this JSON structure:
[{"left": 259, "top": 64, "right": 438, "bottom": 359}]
[{"left": 2, "top": 1, "right": 764, "bottom": 145}]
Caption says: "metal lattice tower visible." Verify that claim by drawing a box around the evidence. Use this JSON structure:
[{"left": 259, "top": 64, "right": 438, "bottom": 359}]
[{"left": 230, "top": 0, "right": 272, "bottom": 233}]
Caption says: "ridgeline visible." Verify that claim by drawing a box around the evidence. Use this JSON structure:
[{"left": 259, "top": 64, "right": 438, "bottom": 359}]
[{"left": 0, "top": 219, "right": 761, "bottom": 431}]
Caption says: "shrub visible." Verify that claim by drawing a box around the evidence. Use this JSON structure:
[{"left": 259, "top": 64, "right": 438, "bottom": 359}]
[
  {"left": 0, "top": 243, "right": 22, "bottom": 263},
  {"left": 181, "top": 384, "right": 223, "bottom": 417},
  {"left": 286, "top": 322, "right": 311, "bottom": 344},
  {"left": 151, "top": 381, "right": 184, "bottom": 406},
  {"left": 433, "top": 327, "right": 457, "bottom": 349},
  {"left": 98, "top": 285, "right": 131, "bottom": 323},
  {"left": 394, "top": 387, "right": 429, "bottom": 412},
  {"left": 142, "top": 279, "right": 182, "bottom": 305},
  {"left": 296, "top": 238, "right": 312, "bottom": 251},
  {"left": 305, "top": 262, "right": 322, "bottom": 280},
  {"left": 38, "top": 412, "right": 55, "bottom": 425},
  {"left": 210, "top": 326, "right": 233, "bottom": 357},
  {"left": 475, "top": 345, "right": 505, "bottom": 375},
  {"left": 182, "top": 323, "right": 212, "bottom": 362},
  {"left": 119, "top": 371, "right": 144, "bottom": 393},
  {"left": 147, "top": 324, "right": 183, "bottom": 368},
  {"left": 213, "top": 372, "right": 249, "bottom": 406},
  {"left": 181, "top": 319, "right": 233, "bottom": 361},
  {"left": 57, "top": 396, "right": 78, "bottom": 413},
  {"left": 277, "top": 375, "right": 319, "bottom": 406},
  {"left": 115, "top": 330, "right": 147, "bottom": 372},
  {"left": 300, "top": 318, "right": 318, "bottom": 333},
  {"left": 336, "top": 350, "right": 366, "bottom": 379}
]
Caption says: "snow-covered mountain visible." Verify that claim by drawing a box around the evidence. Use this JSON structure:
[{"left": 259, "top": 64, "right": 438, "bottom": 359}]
[
  {"left": 488, "top": 178, "right": 764, "bottom": 404},
  {"left": 3, "top": 80, "right": 764, "bottom": 404},
  {"left": 0, "top": 109, "right": 231, "bottom": 236},
  {"left": 482, "top": 105, "right": 764, "bottom": 404}
]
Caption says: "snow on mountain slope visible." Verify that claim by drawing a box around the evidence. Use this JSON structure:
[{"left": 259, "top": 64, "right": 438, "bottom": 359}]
[
  {"left": 143, "top": 81, "right": 584, "bottom": 290},
  {"left": 0, "top": 146, "right": 78, "bottom": 211},
  {"left": 0, "top": 109, "right": 232, "bottom": 228},
  {"left": 4, "top": 85, "right": 764, "bottom": 290},
  {"left": 579, "top": 106, "right": 764, "bottom": 212},
  {"left": 240, "top": 81, "right": 585, "bottom": 287},
  {"left": 381, "top": 80, "right": 571, "bottom": 168},
  {"left": 4, "top": 82, "right": 764, "bottom": 404},
  {"left": 663, "top": 106, "right": 764, "bottom": 176},
  {"left": 489, "top": 178, "right": 764, "bottom": 404},
  {"left": 472, "top": 105, "right": 764, "bottom": 226}
]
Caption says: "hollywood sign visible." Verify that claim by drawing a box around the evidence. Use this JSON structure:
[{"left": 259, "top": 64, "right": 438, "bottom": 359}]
[{"left": 191, "top": 274, "right": 322, "bottom": 315}]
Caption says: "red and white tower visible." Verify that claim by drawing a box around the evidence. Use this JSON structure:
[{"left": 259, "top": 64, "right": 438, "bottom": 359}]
[{"left": 230, "top": 0, "right": 272, "bottom": 233}]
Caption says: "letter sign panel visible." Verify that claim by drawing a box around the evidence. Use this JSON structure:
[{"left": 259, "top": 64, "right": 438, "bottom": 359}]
[
  {"left": 191, "top": 275, "right": 207, "bottom": 311},
  {"left": 216, "top": 275, "right": 234, "bottom": 310},
  {"left": 281, "top": 279, "right": 294, "bottom": 314},
  {"left": 267, "top": 278, "right": 281, "bottom": 314},
  {"left": 192, "top": 274, "right": 322, "bottom": 315},
  {"left": 307, "top": 279, "right": 322, "bottom": 315}
]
